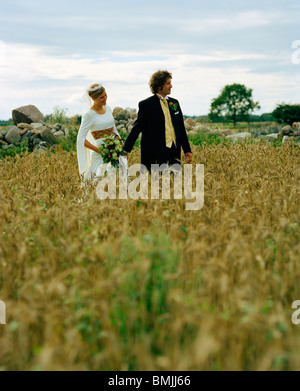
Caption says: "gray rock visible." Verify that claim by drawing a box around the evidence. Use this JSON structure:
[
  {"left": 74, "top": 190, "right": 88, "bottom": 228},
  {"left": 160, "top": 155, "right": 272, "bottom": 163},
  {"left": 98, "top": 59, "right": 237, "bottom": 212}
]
[
  {"left": 31, "top": 123, "right": 45, "bottom": 131},
  {"left": 21, "top": 131, "right": 32, "bottom": 141},
  {"left": 221, "top": 129, "right": 233, "bottom": 137},
  {"left": 33, "top": 138, "right": 42, "bottom": 146},
  {"left": 127, "top": 119, "right": 136, "bottom": 128},
  {"left": 117, "top": 124, "right": 126, "bottom": 131},
  {"left": 282, "top": 125, "right": 293, "bottom": 132},
  {"left": 31, "top": 134, "right": 41, "bottom": 141},
  {"left": 7, "top": 125, "right": 19, "bottom": 132},
  {"left": 210, "top": 129, "right": 221, "bottom": 135},
  {"left": 130, "top": 113, "right": 138, "bottom": 120},
  {"left": 34, "top": 145, "right": 47, "bottom": 155},
  {"left": 53, "top": 123, "right": 62, "bottom": 131},
  {"left": 193, "top": 124, "right": 213, "bottom": 133},
  {"left": 53, "top": 130, "right": 64, "bottom": 139},
  {"left": 12, "top": 105, "right": 44, "bottom": 125},
  {"left": 113, "top": 107, "right": 123, "bottom": 117},
  {"left": 0, "top": 130, "right": 7, "bottom": 137},
  {"left": 5, "top": 127, "right": 21, "bottom": 144},
  {"left": 259, "top": 133, "right": 278, "bottom": 142},
  {"left": 39, "top": 141, "right": 51, "bottom": 148},
  {"left": 40, "top": 128, "right": 57, "bottom": 145},
  {"left": 115, "top": 109, "right": 131, "bottom": 121},
  {"left": 226, "top": 132, "right": 252, "bottom": 142}
]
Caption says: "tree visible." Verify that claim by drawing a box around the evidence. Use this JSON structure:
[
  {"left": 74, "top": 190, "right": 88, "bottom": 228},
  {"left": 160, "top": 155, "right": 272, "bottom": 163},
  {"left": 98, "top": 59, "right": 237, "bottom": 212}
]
[
  {"left": 272, "top": 103, "right": 300, "bottom": 125},
  {"left": 209, "top": 83, "right": 260, "bottom": 127}
]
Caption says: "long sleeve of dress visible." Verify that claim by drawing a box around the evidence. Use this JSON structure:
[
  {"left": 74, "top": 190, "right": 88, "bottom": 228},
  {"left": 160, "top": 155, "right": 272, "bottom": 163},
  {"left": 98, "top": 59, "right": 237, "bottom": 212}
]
[{"left": 76, "top": 112, "right": 94, "bottom": 175}]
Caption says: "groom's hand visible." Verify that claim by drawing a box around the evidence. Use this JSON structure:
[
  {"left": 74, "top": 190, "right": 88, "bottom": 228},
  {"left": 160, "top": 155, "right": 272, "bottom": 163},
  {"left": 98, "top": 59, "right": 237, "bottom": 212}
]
[{"left": 185, "top": 152, "right": 192, "bottom": 163}]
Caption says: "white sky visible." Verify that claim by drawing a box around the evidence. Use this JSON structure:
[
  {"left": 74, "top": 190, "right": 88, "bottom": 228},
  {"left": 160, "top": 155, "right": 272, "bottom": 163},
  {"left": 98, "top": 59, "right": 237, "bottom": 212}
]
[{"left": 0, "top": 0, "right": 299, "bottom": 119}]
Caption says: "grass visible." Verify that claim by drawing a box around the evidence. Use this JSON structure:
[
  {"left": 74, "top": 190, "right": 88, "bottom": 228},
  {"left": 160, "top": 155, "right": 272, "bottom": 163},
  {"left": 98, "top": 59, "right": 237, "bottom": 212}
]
[{"left": 0, "top": 140, "right": 299, "bottom": 370}]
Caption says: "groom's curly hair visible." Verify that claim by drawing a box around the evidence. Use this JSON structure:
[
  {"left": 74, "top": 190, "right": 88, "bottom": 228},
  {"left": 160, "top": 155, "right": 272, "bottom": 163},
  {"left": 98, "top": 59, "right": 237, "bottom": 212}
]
[{"left": 149, "top": 70, "right": 172, "bottom": 94}]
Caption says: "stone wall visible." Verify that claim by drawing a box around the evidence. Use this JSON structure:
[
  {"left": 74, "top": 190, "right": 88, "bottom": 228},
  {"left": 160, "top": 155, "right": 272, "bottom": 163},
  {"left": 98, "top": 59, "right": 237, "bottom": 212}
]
[
  {"left": 0, "top": 122, "right": 67, "bottom": 154},
  {"left": 1, "top": 104, "right": 299, "bottom": 155}
]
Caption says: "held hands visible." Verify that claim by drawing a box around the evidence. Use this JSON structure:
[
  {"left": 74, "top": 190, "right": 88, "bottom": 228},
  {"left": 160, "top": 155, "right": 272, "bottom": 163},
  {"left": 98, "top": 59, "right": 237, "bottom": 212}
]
[{"left": 185, "top": 152, "right": 192, "bottom": 163}]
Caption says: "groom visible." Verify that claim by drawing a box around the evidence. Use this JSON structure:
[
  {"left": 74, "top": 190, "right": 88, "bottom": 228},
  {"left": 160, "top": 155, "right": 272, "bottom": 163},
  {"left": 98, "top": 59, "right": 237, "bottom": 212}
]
[{"left": 123, "top": 70, "right": 192, "bottom": 172}]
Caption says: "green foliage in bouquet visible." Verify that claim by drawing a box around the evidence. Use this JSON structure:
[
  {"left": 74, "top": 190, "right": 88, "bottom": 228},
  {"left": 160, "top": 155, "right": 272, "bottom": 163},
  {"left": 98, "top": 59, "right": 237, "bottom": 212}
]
[{"left": 98, "top": 134, "right": 125, "bottom": 168}]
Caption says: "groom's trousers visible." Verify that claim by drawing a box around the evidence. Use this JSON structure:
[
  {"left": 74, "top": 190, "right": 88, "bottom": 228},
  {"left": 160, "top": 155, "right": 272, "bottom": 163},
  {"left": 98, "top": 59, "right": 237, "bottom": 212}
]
[{"left": 165, "top": 142, "right": 180, "bottom": 166}]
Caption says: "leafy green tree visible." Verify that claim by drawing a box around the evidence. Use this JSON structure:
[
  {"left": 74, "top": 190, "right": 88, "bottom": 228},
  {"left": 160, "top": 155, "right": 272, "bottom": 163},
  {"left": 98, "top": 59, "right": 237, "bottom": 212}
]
[
  {"left": 209, "top": 84, "right": 260, "bottom": 127},
  {"left": 272, "top": 103, "right": 300, "bottom": 125}
]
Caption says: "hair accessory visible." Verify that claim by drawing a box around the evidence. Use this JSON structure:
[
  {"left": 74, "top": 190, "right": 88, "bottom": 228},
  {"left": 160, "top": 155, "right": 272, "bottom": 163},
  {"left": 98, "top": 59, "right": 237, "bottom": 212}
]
[{"left": 88, "top": 83, "right": 103, "bottom": 92}]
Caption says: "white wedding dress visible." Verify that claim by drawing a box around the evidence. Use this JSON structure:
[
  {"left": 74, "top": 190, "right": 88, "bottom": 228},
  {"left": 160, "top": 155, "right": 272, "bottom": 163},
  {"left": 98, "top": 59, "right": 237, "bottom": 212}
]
[{"left": 76, "top": 106, "right": 128, "bottom": 183}]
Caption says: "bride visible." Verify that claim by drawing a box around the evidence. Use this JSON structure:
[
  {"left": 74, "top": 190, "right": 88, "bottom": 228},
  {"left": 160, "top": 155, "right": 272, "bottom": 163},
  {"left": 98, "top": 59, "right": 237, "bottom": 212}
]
[{"left": 76, "top": 83, "right": 128, "bottom": 183}]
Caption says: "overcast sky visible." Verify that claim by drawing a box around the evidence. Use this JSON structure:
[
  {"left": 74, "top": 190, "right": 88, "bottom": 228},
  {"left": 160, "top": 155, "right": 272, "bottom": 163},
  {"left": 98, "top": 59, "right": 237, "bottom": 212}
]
[{"left": 0, "top": 0, "right": 299, "bottom": 119}]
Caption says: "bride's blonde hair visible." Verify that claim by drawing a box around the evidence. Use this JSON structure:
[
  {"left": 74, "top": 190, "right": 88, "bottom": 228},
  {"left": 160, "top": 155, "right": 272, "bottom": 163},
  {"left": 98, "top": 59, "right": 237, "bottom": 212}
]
[{"left": 88, "top": 83, "right": 105, "bottom": 100}]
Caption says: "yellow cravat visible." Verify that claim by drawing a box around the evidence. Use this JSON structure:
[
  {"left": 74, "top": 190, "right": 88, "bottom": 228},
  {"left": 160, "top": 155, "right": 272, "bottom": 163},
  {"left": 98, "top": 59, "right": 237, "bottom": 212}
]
[
  {"left": 162, "top": 98, "right": 168, "bottom": 108},
  {"left": 157, "top": 95, "right": 177, "bottom": 148}
]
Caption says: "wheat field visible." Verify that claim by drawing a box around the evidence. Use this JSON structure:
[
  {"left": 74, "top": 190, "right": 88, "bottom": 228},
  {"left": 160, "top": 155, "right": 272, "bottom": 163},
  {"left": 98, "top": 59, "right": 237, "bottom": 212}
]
[{"left": 0, "top": 141, "right": 300, "bottom": 371}]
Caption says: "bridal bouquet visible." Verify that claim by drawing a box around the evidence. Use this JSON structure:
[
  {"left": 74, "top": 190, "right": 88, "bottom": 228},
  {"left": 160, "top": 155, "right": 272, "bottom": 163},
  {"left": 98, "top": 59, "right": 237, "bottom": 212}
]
[{"left": 98, "top": 134, "right": 125, "bottom": 168}]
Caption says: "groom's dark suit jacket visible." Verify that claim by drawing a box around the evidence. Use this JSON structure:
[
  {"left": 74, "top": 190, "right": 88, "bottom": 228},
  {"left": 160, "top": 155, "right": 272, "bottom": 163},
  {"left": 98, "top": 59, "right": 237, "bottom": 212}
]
[{"left": 123, "top": 94, "right": 191, "bottom": 171}]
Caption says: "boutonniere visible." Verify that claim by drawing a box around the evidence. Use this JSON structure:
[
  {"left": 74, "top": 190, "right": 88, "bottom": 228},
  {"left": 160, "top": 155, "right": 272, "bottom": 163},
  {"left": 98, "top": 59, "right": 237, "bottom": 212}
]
[{"left": 169, "top": 101, "right": 178, "bottom": 111}]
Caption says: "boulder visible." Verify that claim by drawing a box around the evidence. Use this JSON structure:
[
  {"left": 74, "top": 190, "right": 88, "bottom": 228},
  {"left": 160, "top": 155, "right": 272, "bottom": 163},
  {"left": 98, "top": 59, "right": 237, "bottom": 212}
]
[
  {"left": 260, "top": 133, "right": 278, "bottom": 142},
  {"left": 12, "top": 105, "right": 44, "bottom": 125},
  {"left": 34, "top": 145, "right": 47, "bottom": 155},
  {"left": 278, "top": 125, "right": 294, "bottom": 139},
  {"left": 226, "top": 132, "right": 252, "bottom": 142},
  {"left": 115, "top": 109, "right": 131, "bottom": 121},
  {"left": 53, "top": 130, "right": 64, "bottom": 139},
  {"left": 185, "top": 118, "right": 196, "bottom": 127},
  {"left": 5, "top": 126, "right": 21, "bottom": 144},
  {"left": 40, "top": 128, "right": 57, "bottom": 145},
  {"left": 193, "top": 124, "right": 213, "bottom": 133},
  {"left": 210, "top": 128, "right": 221, "bottom": 135},
  {"left": 113, "top": 107, "right": 123, "bottom": 117},
  {"left": 221, "top": 129, "right": 233, "bottom": 137},
  {"left": 31, "top": 123, "right": 45, "bottom": 131},
  {"left": 127, "top": 119, "right": 136, "bottom": 128},
  {"left": 54, "top": 123, "right": 62, "bottom": 131},
  {"left": 292, "top": 122, "right": 300, "bottom": 131},
  {"left": 21, "top": 131, "right": 32, "bottom": 142}
]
